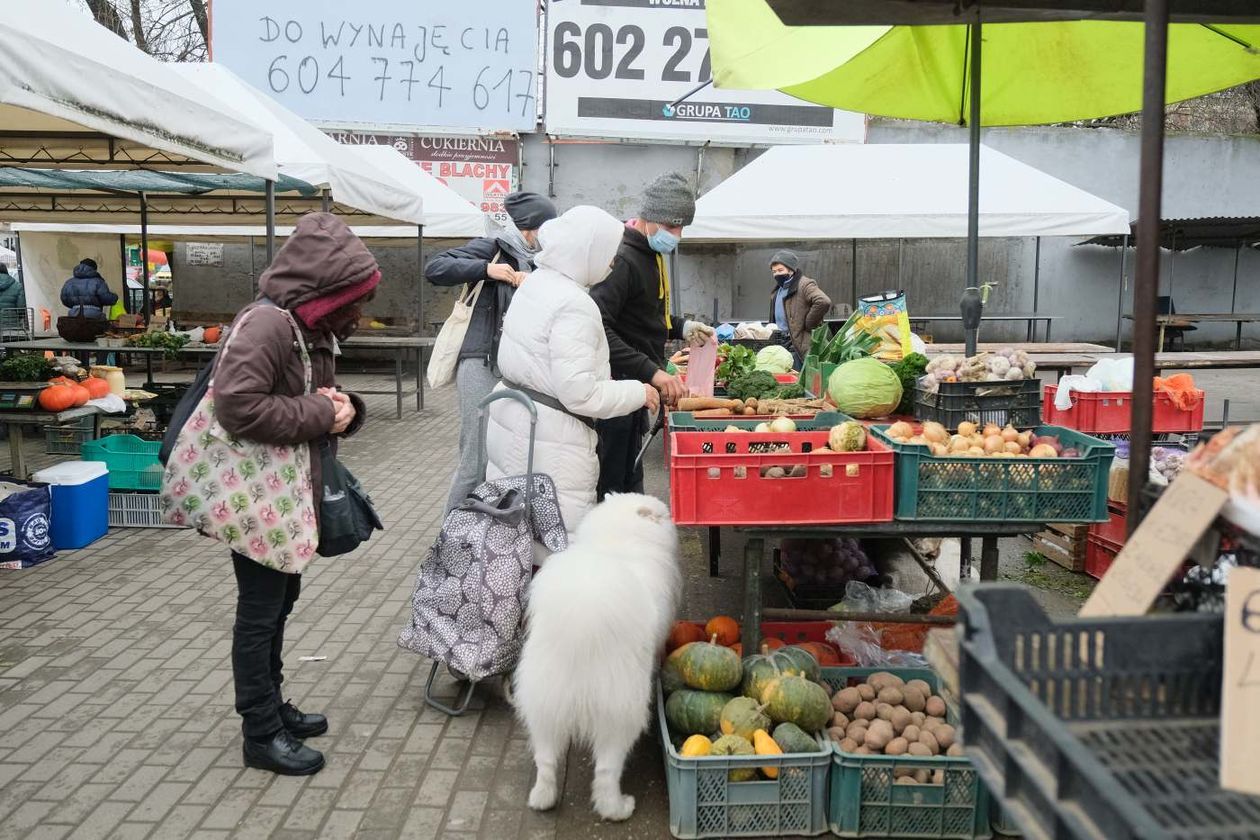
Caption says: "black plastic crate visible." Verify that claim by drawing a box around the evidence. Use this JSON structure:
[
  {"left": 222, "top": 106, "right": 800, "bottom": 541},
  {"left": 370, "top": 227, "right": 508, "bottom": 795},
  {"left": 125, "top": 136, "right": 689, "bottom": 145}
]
[
  {"left": 915, "top": 380, "right": 1041, "bottom": 431},
  {"left": 956, "top": 584, "right": 1255, "bottom": 840}
]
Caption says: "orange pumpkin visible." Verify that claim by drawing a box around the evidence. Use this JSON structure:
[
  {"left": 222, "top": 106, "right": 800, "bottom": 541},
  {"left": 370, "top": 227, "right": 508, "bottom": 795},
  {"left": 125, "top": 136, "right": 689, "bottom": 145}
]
[
  {"left": 795, "top": 641, "right": 844, "bottom": 667},
  {"left": 705, "top": 615, "right": 741, "bottom": 647},
  {"left": 203, "top": 326, "right": 222, "bottom": 344},
  {"left": 82, "top": 377, "right": 110, "bottom": 399},
  {"left": 38, "top": 384, "right": 76, "bottom": 412},
  {"left": 666, "top": 621, "right": 706, "bottom": 654},
  {"left": 69, "top": 385, "right": 90, "bottom": 407},
  {"left": 729, "top": 643, "right": 742, "bottom": 657},
  {"left": 761, "top": 637, "right": 786, "bottom": 650}
]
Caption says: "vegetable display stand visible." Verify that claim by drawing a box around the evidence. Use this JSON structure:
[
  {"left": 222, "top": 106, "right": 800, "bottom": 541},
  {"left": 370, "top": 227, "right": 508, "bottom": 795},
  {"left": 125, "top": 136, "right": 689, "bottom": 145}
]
[
  {"left": 872, "top": 425, "right": 1114, "bottom": 523},
  {"left": 81, "top": 434, "right": 163, "bottom": 490},
  {"left": 957, "top": 584, "right": 1254, "bottom": 840},
  {"left": 657, "top": 683, "right": 832, "bottom": 839},
  {"left": 670, "top": 430, "right": 894, "bottom": 527},
  {"left": 915, "top": 380, "right": 1040, "bottom": 431},
  {"left": 1041, "top": 384, "right": 1204, "bottom": 434},
  {"left": 819, "top": 667, "right": 992, "bottom": 839},
  {"left": 43, "top": 416, "right": 96, "bottom": 455},
  {"left": 670, "top": 411, "right": 848, "bottom": 433}
]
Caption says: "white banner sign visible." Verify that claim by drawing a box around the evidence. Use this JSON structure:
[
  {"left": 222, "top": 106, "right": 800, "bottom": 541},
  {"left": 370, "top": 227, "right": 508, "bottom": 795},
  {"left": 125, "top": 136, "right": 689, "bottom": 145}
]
[
  {"left": 210, "top": 0, "right": 539, "bottom": 133},
  {"left": 184, "top": 243, "right": 224, "bottom": 267},
  {"left": 543, "top": 0, "right": 865, "bottom": 145}
]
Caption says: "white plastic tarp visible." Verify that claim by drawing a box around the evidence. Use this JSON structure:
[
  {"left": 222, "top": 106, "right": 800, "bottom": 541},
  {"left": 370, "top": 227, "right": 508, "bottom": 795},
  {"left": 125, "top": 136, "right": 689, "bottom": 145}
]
[
  {"left": 684, "top": 144, "right": 1131, "bottom": 242},
  {"left": 0, "top": 1, "right": 275, "bottom": 178},
  {"left": 170, "top": 64, "right": 425, "bottom": 226}
]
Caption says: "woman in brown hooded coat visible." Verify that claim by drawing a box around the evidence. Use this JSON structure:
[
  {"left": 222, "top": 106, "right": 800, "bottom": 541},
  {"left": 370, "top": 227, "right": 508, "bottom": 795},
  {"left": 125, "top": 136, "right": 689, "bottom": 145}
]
[{"left": 214, "top": 213, "right": 377, "bottom": 775}]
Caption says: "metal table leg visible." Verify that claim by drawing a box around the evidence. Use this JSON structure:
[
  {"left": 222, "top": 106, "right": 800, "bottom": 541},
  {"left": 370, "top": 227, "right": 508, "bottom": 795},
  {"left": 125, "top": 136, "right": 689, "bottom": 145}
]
[
  {"left": 1045, "top": 318, "right": 1052, "bottom": 341},
  {"left": 707, "top": 526, "right": 720, "bottom": 577},
  {"left": 394, "top": 349, "right": 403, "bottom": 420},
  {"left": 8, "top": 421, "right": 23, "bottom": 479},
  {"left": 742, "top": 536, "right": 763, "bottom": 654},
  {"left": 415, "top": 348, "right": 422, "bottom": 411},
  {"left": 1237, "top": 320, "right": 1244, "bottom": 351},
  {"left": 979, "top": 536, "right": 1000, "bottom": 581}
]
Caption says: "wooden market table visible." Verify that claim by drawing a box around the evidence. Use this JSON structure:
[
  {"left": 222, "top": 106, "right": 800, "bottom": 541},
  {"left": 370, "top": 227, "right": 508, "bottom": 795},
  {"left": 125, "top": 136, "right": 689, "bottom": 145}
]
[
  {"left": 0, "top": 405, "right": 102, "bottom": 479},
  {"left": 0, "top": 335, "right": 434, "bottom": 420},
  {"left": 715, "top": 521, "right": 1045, "bottom": 654},
  {"left": 910, "top": 313, "right": 1057, "bottom": 341},
  {"left": 1123, "top": 312, "right": 1260, "bottom": 351},
  {"left": 923, "top": 341, "right": 1114, "bottom": 355}
]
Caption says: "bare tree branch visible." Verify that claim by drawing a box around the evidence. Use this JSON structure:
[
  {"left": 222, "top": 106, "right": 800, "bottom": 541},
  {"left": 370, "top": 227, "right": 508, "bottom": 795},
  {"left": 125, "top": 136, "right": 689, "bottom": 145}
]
[
  {"left": 188, "top": 0, "right": 208, "bottom": 47},
  {"left": 86, "top": 0, "right": 126, "bottom": 38},
  {"left": 129, "top": 0, "right": 149, "bottom": 52}
]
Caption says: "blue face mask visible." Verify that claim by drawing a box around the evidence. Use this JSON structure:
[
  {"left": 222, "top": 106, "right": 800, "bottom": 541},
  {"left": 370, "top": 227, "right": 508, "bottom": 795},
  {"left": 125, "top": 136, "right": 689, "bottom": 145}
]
[{"left": 648, "top": 227, "right": 680, "bottom": 254}]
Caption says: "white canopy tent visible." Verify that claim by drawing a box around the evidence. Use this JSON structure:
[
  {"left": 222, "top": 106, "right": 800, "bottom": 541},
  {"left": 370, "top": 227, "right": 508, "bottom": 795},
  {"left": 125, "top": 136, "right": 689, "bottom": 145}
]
[
  {"left": 348, "top": 145, "right": 490, "bottom": 239},
  {"left": 685, "top": 144, "right": 1130, "bottom": 242},
  {"left": 170, "top": 64, "right": 424, "bottom": 227},
  {"left": 0, "top": 1, "right": 274, "bottom": 178}
]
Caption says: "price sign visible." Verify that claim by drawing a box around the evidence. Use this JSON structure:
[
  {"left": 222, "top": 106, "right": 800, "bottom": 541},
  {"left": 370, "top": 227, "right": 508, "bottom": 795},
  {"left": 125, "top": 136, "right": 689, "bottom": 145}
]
[
  {"left": 210, "top": 0, "right": 538, "bottom": 133},
  {"left": 1222, "top": 566, "right": 1260, "bottom": 795},
  {"left": 543, "top": 0, "right": 865, "bottom": 145}
]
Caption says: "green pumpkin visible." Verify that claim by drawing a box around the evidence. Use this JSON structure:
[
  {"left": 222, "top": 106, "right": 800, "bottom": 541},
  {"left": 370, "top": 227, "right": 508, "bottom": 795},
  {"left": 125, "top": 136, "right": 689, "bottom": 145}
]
[
  {"left": 741, "top": 651, "right": 784, "bottom": 701},
  {"left": 710, "top": 734, "right": 757, "bottom": 782},
  {"left": 772, "top": 646, "right": 821, "bottom": 683},
  {"left": 772, "top": 722, "right": 821, "bottom": 754},
  {"left": 660, "top": 655, "right": 686, "bottom": 695},
  {"left": 761, "top": 674, "right": 832, "bottom": 733},
  {"left": 719, "top": 697, "right": 771, "bottom": 741},
  {"left": 665, "top": 689, "right": 733, "bottom": 736},
  {"left": 676, "top": 637, "right": 742, "bottom": 692}
]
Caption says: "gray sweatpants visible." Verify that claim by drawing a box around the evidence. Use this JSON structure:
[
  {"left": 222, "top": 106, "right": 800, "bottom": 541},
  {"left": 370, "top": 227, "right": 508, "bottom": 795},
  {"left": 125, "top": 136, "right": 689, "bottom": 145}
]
[{"left": 445, "top": 357, "right": 499, "bottom": 512}]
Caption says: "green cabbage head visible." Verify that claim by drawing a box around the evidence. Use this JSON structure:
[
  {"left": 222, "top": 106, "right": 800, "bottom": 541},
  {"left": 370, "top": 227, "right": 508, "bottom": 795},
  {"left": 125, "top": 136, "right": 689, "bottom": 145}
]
[{"left": 827, "top": 357, "right": 903, "bottom": 419}]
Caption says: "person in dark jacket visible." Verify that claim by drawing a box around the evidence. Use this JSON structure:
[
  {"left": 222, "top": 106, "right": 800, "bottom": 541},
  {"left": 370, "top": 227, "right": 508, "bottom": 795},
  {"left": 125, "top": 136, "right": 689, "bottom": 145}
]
[
  {"left": 214, "top": 213, "right": 374, "bottom": 776},
  {"left": 425, "top": 191, "right": 558, "bottom": 512},
  {"left": 59, "top": 258, "right": 118, "bottom": 319},
  {"left": 590, "top": 173, "right": 714, "bottom": 497},
  {"left": 768, "top": 249, "right": 831, "bottom": 369},
  {"left": 0, "top": 264, "right": 26, "bottom": 334}
]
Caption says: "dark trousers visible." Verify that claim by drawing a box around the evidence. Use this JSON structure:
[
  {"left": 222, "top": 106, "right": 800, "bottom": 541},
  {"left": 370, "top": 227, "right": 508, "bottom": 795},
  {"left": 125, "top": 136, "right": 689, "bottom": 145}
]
[
  {"left": 231, "top": 552, "right": 301, "bottom": 738},
  {"left": 596, "top": 408, "right": 648, "bottom": 500}
]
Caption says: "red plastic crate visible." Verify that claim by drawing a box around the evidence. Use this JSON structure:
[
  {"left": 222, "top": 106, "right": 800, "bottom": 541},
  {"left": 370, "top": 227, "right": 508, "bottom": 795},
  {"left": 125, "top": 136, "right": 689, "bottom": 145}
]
[
  {"left": 669, "top": 429, "right": 894, "bottom": 526},
  {"left": 1084, "top": 533, "right": 1121, "bottom": 580},
  {"left": 1090, "top": 499, "right": 1128, "bottom": 547},
  {"left": 1042, "top": 384, "right": 1204, "bottom": 434}
]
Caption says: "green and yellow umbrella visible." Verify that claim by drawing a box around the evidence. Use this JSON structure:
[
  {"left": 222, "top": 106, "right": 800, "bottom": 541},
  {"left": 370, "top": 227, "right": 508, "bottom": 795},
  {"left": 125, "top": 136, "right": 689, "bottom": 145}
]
[{"left": 706, "top": 1, "right": 1260, "bottom": 126}]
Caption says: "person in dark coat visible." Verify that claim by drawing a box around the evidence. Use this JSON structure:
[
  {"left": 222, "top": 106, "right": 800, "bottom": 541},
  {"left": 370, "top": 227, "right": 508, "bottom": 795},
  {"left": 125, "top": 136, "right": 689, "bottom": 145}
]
[
  {"left": 59, "top": 258, "right": 117, "bottom": 319},
  {"left": 213, "top": 213, "right": 374, "bottom": 776},
  {"left": 768, "top": 249, "right": 831, "bottom": 369},
  {"left": 425, "top": 191, "right": 558, "bottom": 512},
  {"left": 0, "top": 264, "right": 26, "bottom": 334},
  {"left": 590, "top": 173, "right": 714, "bottom": 498}
]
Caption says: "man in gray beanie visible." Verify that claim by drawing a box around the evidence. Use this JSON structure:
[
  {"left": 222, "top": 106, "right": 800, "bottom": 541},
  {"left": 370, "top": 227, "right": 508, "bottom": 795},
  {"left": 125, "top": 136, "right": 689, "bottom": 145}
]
[
  {"left": 590, "top": 172, "right": 715, "bottom": 498},
  {"left": 425, "top": 191, "right": 558, "bottom": 511},
  {"left": 770, "top": 249, "right": 831, "bottom": 368}
]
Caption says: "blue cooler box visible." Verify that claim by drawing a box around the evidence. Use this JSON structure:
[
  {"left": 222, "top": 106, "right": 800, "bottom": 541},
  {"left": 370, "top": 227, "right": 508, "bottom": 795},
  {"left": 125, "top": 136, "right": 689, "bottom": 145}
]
[{"left": 32, "top": 461, "right": 109, "bottom": 550}]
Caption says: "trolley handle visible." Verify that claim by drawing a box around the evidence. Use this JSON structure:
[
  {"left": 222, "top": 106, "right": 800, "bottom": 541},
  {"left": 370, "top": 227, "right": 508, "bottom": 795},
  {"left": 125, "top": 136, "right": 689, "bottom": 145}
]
[{"left": 476, "top": 388, "right": 539, "bottom": 512}]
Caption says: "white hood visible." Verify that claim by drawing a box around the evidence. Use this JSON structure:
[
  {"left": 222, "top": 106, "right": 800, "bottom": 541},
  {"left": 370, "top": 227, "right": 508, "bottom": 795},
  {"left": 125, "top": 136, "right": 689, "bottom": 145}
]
[{"left": 535, "top": 205, "right": 624, "bottom": 289}]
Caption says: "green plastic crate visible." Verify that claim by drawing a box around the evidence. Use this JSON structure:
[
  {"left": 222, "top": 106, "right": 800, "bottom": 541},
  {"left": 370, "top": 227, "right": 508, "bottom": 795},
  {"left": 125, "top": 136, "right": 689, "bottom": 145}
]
[
  {"left": 669, "top": 410, "right": 849, "bottom": 433},
  {"left": 871, "top": 425, "right": 1114, "bottom": 523},
  {"left": 81, "top": 434, "right": 164, "bottom": 491},
  {"left": 657, "top": 683, "right": 832, "bottom": 838},
  {"left": 819, "top": 667, "right": 992, "bottom": 839},
  {"left": 803, "top": 355, "right": 838, "bottom": 400}
]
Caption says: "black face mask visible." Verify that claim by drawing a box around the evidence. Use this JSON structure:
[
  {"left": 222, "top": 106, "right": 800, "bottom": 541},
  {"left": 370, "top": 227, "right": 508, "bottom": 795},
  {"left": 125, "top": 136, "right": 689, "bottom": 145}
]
[{"left": 773, "top": 272, "right": 793, "bottom": 285}]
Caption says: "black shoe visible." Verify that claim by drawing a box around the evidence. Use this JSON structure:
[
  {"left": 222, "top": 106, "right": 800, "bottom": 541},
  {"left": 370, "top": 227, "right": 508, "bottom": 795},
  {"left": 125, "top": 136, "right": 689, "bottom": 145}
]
[
  {"left": 279, "top": 700, "right": 329, "bottom": 739},
  {"left": 242, "top": 729, "right": 324, "bottom": 776}
]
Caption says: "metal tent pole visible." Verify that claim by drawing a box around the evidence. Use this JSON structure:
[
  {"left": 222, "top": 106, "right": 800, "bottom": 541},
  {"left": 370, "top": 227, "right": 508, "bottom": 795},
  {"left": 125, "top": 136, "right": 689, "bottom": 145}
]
[
  {"left": 265, "top": 180, "right": 276, "bottom": 264},
  {"left": 964, "top": 21, "right": 983, "bottom": 360},
  {"left": 321, "top": 188, "right": 332, "bottom": 212},
  {"left": 1032, "top": 236, "right": 1041, "bottom": 339},
  {"left": 118, "top": 234, "right": 129, "bottom": 314},
  {"left": 417, "top": 225, "right": 425, "bottom": 334},
  {"left": 140, "top": 192, "right": 151, "bottom": 323},
  {"left": 850, "top": 239, "right": 858, "bottom": 309},
  {"left": 248, "top": 236, "right": 257, "bottom": 297},
  {"left": 1115, "top": 234, "right": 1129, "bottom": 350},
  {"left": 1127, "top": 0, "right": 1170, "bottom": 533},
  {"left": 1231, "top": 243, "right": 1242, "bottom": 349}
]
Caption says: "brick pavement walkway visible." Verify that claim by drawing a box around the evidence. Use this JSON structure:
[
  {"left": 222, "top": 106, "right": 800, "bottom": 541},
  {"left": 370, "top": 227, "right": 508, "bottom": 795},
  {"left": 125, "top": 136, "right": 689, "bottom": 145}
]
[{"left": 0, "top": 377, "right": 742, "bottom": 840}]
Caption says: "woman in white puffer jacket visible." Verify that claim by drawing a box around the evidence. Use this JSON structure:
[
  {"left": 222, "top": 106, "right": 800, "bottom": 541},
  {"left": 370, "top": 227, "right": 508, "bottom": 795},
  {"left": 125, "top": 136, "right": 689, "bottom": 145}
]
[{"left": 486, "top": 205, "right": 659, "bottom": 533}]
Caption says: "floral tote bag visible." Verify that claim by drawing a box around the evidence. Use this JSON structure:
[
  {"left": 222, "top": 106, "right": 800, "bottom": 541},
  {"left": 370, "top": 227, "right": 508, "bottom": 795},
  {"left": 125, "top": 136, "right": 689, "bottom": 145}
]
[{"left": 160, "top": 306, "right": 320, "bottom": 573}]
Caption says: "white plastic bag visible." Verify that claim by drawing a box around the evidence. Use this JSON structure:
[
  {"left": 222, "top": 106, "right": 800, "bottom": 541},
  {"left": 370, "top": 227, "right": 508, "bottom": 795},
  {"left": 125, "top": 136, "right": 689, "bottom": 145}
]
[
  {"left": 86, "top": 394, "right": 127, "bottom": 414},
  {"left": 832, "top": 580, "right": 914, "bottom": 614},
  {"left": 1086, "top": 356, "right": 1134, "bottom": 392},
  {"left": 1053, "top": 374, "right": 1102, "bottom": 410}
]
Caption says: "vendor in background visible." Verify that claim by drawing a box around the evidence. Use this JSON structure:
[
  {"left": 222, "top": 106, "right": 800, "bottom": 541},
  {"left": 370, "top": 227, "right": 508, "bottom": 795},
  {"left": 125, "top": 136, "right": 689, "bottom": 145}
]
[
  {"left": 60, "top": 258, "right": 117, "bottom": 322},
  {"left": 769, "top": 249, "right": 831, "bottom": 370},
  {"left": 591, "top": 172, "right": 714, "bottom": 498},
  {"left": 0, "top": 263, "right": 26, "bottom": 335},
  {"left": 151, "top": 288, "right": 173, "bottom": 318}
]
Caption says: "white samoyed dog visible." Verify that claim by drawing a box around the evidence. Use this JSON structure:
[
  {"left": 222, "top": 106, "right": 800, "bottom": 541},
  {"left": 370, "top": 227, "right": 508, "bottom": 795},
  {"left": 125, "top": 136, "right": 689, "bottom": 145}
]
[{"left": 514, "top": 492, "right": 681, "bottom": 822}]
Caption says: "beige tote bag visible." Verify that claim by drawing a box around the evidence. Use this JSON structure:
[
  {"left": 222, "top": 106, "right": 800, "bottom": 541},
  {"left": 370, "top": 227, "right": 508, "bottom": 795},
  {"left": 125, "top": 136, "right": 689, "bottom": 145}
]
[{"left": 426, "top": 253, "right": 500, "bottom": 388}]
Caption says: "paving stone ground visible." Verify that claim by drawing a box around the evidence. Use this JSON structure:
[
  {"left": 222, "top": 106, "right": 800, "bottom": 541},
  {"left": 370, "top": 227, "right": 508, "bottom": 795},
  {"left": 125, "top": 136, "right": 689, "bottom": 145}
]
[{"left": 0, "top": 366, "right": 1254, "bottom": 840}]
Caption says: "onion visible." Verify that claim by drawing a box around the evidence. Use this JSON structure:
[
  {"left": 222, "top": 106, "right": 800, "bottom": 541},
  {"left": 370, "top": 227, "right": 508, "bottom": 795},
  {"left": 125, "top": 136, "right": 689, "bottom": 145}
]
[
  {"left": 949, "top": 435, "right": 971, "bottom": 452},
  {"left": 1029, "top": 444, "right": 1059, "bottom": 458},
  {"left": 887, "top": 420, "right": 915, "bottom": 441},
  {"left": 983, "top": 435, "right": 1004, "bottom": 454},
  {"left": 754, "top": 422, "right": 770, "bottom": 433},
  {"left": 922, "top": 422, "right": 948, "bottom": 444},
  {"left": 770, "top": 416, "right": 798, "bottom": 434},
  {"left": 1003, "top": 440, "right": 1022, "bottom": 454},
  {"left": 1000, "top": 426, "right": 1019, "bottom": 443},
  {"left": 957, "top": 421, "right": 978, "bottom": 437}
]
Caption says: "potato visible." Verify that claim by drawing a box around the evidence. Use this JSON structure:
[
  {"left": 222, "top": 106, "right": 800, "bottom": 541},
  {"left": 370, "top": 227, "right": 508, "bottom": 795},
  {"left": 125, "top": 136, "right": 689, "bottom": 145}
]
[
  {"left": 763, "top": 466, "right": 787, "bottom": 478},
  {"left": 833, "top": 687, "right": 861, "bottom": 714},
  {"left": 854, "top": 701, "right": 877, "bottom": 721},
  {"left": 875, "top": 703, "right": 894, "bottom": 721},
  {"left": 934, "top": 724, "right": 956, "bottom": 750},
  {"left": 787, "top": 464, "right": 807, "bottom": 478},
  {"left": 925, "top": 695, "right": 947, "bottom": 717},
  {"left": 914, "top": 769, "right": 931, "bottom": 784},
  {"left": 827, "top": 726, "right": 847, "bottom": 743},
  {"left": 890, "top": 707, "right": 912, "bottom": 734},
  {"left": 932, "top": 769, "right": 945, "bottom": 785},
  {"left": 918, "top": 730, "right": 940, "bottom": 755},
  {"left": 894, "top": 767, "right": 916, "bottom": 779},
  {"left": 894, "top": 776, "right": 918, "bottom": 785},
  {"left": 901, "top": 687, "right": 926, "bottom": 713},
  {"left": 864, "top": 728, "right": 891, "bottom": 750},
  {"left": 856, "top": 684, "right": 876, "bottom": 702},
  {"left": 910, "top": 711, "right": 926, "bottom": 727},
  {"left": 908, "top": 742, "right": 932, "bottom": 757},
  {"left": 868, "top": 672, "right": 903, "bottom": 691},
  {"left": 922, "top": 716, "right": 942, "bottom": 732},
  {"left": 884, "top": 736, "right": 909, "bottom": 756},
  {"left": 832, "top": 711, "right": 850, "bottom": 730},
  {"left": 869, "top": 718, "right": 893, "bottom": 736},
  {"left": 854, "top": 745, "right": 873, "bottom": 755},
  {"left": 947, "top": 743, "right": 964, "bottom": 757},
  {"left": 847, "top": 726, "right": 868, "bottom": 745},
  {"left": 906, "top": 679, "right": 932, "bottom": 697},
  {"left": 902, "top": 724, "right": 921, "bottom": 744},
  {"left": 839, "top": 737, "right": 859, "bottom": 753},
  {"left": 876, "top": 687, "right": 904, "bottom": 707}
]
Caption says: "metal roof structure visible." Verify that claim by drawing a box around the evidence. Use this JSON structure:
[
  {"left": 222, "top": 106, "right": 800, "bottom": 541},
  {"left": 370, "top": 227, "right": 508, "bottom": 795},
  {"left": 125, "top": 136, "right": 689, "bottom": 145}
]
[{"left": 1083, "top": 217, "right": 1260, "bottom": 249}]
